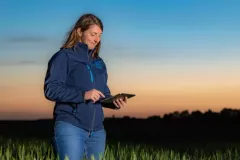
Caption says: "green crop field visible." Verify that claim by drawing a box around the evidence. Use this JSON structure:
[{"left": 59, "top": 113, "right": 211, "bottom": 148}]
[{"left": 0, "top": 137, "right": 240, "bottom": 160}]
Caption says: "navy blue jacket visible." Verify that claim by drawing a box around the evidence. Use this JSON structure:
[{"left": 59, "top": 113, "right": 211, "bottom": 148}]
[{"left": 44, "top": 42, "right": 112, "bottom": 132}]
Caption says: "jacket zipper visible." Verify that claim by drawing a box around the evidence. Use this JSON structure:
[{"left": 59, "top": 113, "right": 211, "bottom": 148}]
[
  {"left": 90, "top": 107, "right": 96, "bottom": 136},
  {"left": 87, "top": 65, "right": 94, "bottom": 82},
  {"left": 87, "top": 59, "right": 96, "bottom": 135}
]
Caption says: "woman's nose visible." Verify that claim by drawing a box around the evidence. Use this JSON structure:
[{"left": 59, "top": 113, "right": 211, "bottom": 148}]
[{"left": 95, "top": 36, "right": 100, "bottom": 42}]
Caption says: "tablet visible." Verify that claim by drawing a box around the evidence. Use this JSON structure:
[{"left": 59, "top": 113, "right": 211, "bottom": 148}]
[{"left": 100, "top": 93, "right": 136, "bottom": 109}]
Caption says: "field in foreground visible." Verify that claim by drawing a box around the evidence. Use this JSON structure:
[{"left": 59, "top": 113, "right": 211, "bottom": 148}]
[{"left": 1, "top": 137, "right": 240, "bottom": 160}]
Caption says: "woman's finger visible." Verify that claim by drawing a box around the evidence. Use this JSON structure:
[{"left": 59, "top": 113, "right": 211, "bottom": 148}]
[
  {"left": 124, "top": 97, "right": 128, "bottom": 103},
  {"left": 94, "top": 93, "right": 100, "bottom": 100},
  {"left": 117, "top": 99, "right": 123, "bottom": 107},
  {"left": 113, "top": 100, "right": 120, "bottom": 108},
  {"left": 92, "top": 94, "right": 98, "bottom": 103}
]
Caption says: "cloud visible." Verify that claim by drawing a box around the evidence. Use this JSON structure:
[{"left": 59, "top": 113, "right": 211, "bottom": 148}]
[
  {"left": 0, "top": 60, "right": 43, "bottom": 66},
  {"left": 6, "top": 36, "right": 47, "bottom": 43},
  {"left": 0, "top": 86, "right": 11, "bottom": 89},
  {"left": 16, "top": 60, "right": 40, "bottom": 65}
]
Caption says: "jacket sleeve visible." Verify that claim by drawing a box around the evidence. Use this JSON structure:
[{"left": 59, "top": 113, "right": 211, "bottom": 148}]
[
  {"left": 44, "top": 51, "right": 85, "bottom": 103},
  {"left": 103, "top": 71, "right": 112, "bottom": 99}
]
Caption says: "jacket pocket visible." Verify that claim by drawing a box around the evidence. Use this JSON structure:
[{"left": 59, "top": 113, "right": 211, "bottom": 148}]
[{"left": 55, "top": 102, "right": 77, "bottom": 115}]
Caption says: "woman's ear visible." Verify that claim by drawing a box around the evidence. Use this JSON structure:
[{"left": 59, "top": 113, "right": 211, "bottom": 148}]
[{"left": 77, "top": 28, "right": 82, "bottom": 37}]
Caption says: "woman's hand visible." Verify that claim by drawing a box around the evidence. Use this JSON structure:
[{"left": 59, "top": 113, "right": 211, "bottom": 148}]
[
  {"left": 113, "top": 96, "right": 128, "bottom": 109},
  {"left": 84, "top": 89, "right": 105, "bottom": 103}
]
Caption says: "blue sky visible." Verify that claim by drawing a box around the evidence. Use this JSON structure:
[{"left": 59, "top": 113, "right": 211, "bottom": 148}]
[
  {"left": 1, "top": 0, "right": 240, "bottom": 64},
  {"left": 1, "top": 0, "right": 240, "bottom": 119}
]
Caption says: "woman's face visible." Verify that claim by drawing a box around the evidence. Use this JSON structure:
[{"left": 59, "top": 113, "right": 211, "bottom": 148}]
[{"left": 78, "top": 24, "right": 102, "bottom": 50}]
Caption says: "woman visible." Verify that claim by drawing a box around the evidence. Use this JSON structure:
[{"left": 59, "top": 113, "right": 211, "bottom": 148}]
[{"left": 44, "top": 13, "right": 127, "bottom": 160}]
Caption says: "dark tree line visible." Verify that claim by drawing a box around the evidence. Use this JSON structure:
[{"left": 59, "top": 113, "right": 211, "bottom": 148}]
[{"left": 1, "top": 108, "right": 240, "bottom": 146}]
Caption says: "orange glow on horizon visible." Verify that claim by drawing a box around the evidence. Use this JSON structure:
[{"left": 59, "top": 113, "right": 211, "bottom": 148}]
[{"left": 1, "top": 82, "right": 240, "bottom": 119}]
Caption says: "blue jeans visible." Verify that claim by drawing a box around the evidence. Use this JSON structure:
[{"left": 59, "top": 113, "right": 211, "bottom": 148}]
[{"left": 53, "top": 121, "right": 106, "bottom": 160}]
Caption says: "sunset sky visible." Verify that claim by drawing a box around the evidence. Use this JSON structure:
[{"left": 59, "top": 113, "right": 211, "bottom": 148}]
[{"left": 1, "top": 0, "right": 240, "bottom": 120}]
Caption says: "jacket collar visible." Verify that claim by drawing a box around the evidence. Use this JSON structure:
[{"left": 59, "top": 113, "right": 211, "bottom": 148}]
[{"left": 71, "top": 42, "right": 96, "bottom": 63}]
